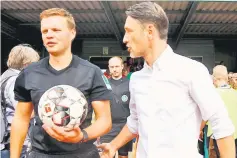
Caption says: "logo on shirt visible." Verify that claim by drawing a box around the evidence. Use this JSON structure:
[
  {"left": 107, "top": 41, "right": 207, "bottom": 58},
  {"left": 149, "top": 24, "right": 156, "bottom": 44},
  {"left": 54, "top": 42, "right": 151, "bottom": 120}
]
[
  {"left": 102, "top": 75, "right": 112, "bottom": 90},
  {"left": 121, "top": 95, "right": 128, "bottom": 102}
]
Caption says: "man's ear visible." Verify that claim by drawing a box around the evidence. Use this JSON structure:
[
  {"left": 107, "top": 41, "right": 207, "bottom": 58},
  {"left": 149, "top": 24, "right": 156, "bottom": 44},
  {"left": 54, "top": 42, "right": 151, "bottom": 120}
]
[
  {"left": 147, "top": 24, "right": 156, "bottom": 40},
  {"left": 71, "top": 28, "right": 76, "bottom": 41}
]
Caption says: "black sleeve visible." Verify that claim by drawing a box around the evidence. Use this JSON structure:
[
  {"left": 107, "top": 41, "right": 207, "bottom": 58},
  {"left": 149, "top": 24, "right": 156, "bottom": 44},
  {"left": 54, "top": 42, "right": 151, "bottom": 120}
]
[
  {"left": 90, "top": 67, "right": 112, "bottom": 101},
  {"left": 14, "top": 70, "right": 32, "bottom": 102}
]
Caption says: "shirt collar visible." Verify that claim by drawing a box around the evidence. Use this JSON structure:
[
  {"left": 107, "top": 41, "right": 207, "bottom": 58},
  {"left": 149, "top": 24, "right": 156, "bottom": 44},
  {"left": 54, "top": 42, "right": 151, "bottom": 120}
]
[
  {"left": 9, "top": 68, "right": 20, "bottom": 74},
  {"left": 144, "top": 44, "right": 174, "bottom": 71}
]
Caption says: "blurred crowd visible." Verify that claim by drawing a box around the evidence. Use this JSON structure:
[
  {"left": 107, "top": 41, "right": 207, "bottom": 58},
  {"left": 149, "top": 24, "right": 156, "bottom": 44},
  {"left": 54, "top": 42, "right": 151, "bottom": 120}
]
[{"left": 228, "top": 72, "right": 237, "bottom": 90}]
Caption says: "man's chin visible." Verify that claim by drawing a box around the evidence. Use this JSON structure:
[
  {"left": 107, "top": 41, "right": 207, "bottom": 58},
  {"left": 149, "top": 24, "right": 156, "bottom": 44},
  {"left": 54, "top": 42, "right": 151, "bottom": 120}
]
[
  {"left": 130, "top": 53, "right": 135, "bottom": 58},
  {"left": 112, "top": 75, "right": 121, "bottom": 79},
  {"left": 130, "top": 52, "right": 141, "bottom": 58},
  {"left": 47, "top": 50, "right": 60, "bottom": 56},
  {"left": 130, "top": 54, "right": 141, "bottom": 59}
]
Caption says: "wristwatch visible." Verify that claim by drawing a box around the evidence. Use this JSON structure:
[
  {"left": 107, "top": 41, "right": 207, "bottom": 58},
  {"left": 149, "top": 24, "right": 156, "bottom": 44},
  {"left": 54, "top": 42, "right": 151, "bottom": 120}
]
[{"left": 81, "top": 129, "right": 88, "bottom": 143}]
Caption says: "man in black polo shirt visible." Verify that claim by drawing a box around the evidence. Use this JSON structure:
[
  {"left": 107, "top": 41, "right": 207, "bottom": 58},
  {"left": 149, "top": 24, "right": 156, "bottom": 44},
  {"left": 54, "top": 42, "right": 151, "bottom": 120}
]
[
  {"left": 10, "top": 8, "right": 112, "bottom": 158},
  {"left": 100, "top": 57, "right": 132, "bottom": 158}
]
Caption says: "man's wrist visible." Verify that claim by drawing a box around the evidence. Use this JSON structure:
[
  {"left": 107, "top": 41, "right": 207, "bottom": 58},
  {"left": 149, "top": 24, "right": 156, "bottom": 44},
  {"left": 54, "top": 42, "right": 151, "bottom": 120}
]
[
  {"left": 80, "top": 129, "right": 88, "bottom": 143},
  {"left": 110, "top": 141, "right": 119, "bottom": 151}
]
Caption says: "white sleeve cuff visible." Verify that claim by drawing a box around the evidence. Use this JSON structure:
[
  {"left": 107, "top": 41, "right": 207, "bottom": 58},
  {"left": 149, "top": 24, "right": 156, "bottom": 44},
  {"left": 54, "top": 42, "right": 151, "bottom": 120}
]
[
  {"left": 127, "top": 116, "right": 138, "bottom": 134},
  {"left": 209, "top": 108, "right": 235, "bottom": 139}
]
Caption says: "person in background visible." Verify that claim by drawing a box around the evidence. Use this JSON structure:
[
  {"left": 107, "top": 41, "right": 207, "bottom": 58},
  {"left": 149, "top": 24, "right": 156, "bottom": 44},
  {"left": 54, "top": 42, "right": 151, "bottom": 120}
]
[
  {"left": 100, "top": 56, "right": 132, "bottom": 158},
  {"left": 207, "top": 65, "right": 237, "bottom": 158},
  {"left": 1, "top": 44, "right": 40, "bottom": 158}
]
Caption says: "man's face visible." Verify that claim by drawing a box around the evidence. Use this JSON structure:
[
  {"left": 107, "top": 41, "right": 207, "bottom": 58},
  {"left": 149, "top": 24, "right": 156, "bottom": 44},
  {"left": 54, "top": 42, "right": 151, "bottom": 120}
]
[
  {"left": 41, "top": 16, "right": 76, "bottom": 56},
  {"left": 123, "top": 16, "right": 149, "bottom": 58},
  {"left": 108, "top": 58, "right": 124, "bottom": 78}
]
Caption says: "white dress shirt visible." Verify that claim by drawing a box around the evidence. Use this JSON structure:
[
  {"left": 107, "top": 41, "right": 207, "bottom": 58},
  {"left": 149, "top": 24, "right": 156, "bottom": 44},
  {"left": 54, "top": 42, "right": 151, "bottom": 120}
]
[{"left": 127, "top": 45, "right": 234, "bottom": 158}]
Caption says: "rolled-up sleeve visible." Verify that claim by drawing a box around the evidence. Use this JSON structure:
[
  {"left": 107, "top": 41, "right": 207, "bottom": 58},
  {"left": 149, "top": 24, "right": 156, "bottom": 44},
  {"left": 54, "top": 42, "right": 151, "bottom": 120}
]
[
  {"left": 189, "top": 63, "right": 234, "bottom": 139},
  {"left": 127, "top": 78, "right": 138, "bottom": 134}
]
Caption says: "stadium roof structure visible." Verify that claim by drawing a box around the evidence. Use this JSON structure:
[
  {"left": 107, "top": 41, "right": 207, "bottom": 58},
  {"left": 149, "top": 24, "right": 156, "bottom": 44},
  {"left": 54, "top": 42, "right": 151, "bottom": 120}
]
[{"left": 1, "top": 1, "right": 237, "bottom": 49}]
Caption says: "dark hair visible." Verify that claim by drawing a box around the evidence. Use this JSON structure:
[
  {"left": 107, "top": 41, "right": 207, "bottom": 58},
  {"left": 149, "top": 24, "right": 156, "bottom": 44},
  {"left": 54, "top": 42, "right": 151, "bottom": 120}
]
[{"left": 126, "top": 2, "right": 169, "bottom": 40}]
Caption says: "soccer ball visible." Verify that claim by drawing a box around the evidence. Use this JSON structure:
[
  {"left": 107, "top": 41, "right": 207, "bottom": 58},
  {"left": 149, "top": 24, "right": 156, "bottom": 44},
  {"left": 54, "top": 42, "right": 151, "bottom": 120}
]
[{"left": 38, "top": 85, "right": 88, "bottom": 129}]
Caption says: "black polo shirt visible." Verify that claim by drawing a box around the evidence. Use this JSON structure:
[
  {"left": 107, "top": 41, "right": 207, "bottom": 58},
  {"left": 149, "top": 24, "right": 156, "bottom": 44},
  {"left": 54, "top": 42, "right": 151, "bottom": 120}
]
[
  {"left": 109, "top": 77, "right": 130, "bottom": 123},
  {"left": 14, "top": 55, "right": 112, "bottom": 154}
]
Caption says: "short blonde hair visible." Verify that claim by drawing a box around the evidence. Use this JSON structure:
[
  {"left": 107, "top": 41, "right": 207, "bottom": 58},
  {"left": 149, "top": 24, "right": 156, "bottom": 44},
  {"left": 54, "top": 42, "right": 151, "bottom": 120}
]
[
  {"left": 212, "top": 65, "right": 228, "bottom": 81},
  {"left": 7, "top": 45, "right": 40, "bottom": 70},
  {"left": 40, "top": 8, "right": 76, "bottom": 30}
]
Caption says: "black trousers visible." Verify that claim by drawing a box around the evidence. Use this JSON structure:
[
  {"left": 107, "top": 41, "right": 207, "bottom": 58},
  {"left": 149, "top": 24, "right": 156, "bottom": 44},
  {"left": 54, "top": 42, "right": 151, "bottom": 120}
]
[
  {"left": 28, "top": 144, "right": 99, "bottom": 158},
  {"left": 236, "top": 139, "right": 237, "bottom": 158}
]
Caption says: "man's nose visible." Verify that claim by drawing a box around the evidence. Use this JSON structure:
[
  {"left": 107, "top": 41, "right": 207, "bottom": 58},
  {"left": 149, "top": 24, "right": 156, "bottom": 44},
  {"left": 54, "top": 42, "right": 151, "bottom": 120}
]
[
  {"left": 123, "top": 33, "right": 128, "bottom": 44},
  {"left": 46, "top": 30, "right": 54, "bottom": 38}
]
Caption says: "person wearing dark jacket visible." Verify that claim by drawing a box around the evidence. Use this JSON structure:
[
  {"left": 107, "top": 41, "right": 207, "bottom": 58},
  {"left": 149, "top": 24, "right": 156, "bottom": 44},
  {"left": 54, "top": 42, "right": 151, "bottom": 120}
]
[{"left": 100, "top": 56, "right": 132, "bottom": 158}]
